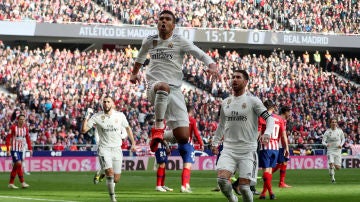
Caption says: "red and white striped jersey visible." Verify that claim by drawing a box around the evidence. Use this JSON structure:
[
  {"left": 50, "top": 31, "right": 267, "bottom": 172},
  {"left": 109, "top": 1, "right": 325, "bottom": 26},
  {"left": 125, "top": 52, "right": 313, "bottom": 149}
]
[
  {"left": 258, "top": 114, "right": 285, "bottom": 150},
  {"left": 6, "top": 124, "right": 32, "bottom": 152}
]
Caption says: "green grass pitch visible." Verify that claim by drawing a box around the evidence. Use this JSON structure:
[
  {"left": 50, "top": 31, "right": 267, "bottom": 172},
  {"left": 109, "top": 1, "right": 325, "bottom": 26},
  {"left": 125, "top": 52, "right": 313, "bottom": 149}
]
[{"left": 0, "top": 169, "right": 359, "bottom": 202}]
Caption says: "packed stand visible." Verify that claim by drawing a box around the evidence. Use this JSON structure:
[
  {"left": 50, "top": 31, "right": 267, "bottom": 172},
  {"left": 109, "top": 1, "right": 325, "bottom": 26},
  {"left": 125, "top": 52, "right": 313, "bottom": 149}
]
[
  {"left": 0, "top": 0, "right": 359, "bottom": 34},
  {"left": 0, "top": 43, "right": 359, "bottom": 156},
  {"left": 96, "top": 0, "right": 360, "bottom": 34},
  {"left": 0, "top": 0, "right": 114, "bottom": 23}
]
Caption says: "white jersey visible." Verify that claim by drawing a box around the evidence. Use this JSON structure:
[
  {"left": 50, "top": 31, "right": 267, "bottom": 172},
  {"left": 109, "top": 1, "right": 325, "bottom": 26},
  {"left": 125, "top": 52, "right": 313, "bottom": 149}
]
[
  {"left": 87, "top": 110, "right": 129, "bottom": 148},
  {"left": 322, "top": 127, "right": 345, "bottom": 154},
  {"left": 213, "top": 94, "right": 274, "bottom": 153},
  {"left": 135, "top": 34, "right": 214, "bottom": 87}
]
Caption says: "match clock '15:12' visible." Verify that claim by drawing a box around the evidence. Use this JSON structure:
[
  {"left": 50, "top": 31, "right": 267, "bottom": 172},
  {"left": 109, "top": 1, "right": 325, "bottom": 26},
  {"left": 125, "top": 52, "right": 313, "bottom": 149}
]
[{"left": 205, "top": 30, "right": 236, "bottom": 43}]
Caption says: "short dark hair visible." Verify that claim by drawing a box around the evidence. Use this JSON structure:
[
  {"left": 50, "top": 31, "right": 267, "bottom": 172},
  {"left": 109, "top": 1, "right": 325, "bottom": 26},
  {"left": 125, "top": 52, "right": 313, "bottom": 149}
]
[
  {"left": 159, "top": 10, "right": 176, "bottom": 23},
  {"left": 18, "top": 114, "right": 26, "bottom": 119},
  {"left": 233, "top": 69, "right": 249, "bottom": 80},
  {"left": 263, "top": 100, "right": 275, "bottom": 110},
  {"left": 187, "top": 105, "right": 194, "bottom": 113},
  {"left": 103, "top": 95, "right": 114, "bottom": 101},
  {"left": 279, "top": 106, "right": 291, "bottom": 115}
]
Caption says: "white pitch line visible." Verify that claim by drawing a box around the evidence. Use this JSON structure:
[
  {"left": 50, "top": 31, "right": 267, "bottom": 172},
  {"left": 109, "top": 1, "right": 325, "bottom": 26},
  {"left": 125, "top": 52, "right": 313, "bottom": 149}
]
[{"left": 0, "top": 195, "right": 78, "bottom": 202}]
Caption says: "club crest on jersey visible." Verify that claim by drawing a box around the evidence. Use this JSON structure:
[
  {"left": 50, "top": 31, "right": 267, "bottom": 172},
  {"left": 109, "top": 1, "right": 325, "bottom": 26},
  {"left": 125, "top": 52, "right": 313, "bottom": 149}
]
[
  {"left": 242, "top": 103, "right": 247, "bottom": 109},
  {"left": 101, "top": 115, "right": 105, "bottom": 121},
  {"left": 226, "top": 99, "right": 231, "bottom": 108},
  {"left": 153, "top": 40, "right": 158, "bottom": 48},
  {"left": 168, "top": 42, "right": 173, "bottom": 48}
]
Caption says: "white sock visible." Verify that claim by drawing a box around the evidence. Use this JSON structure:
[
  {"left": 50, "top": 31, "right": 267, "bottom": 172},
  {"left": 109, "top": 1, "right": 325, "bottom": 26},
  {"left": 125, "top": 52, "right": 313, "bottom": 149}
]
[
  {"left": 22, "top": 162, "right": 27, "bottom": 173},
  {"left": 239, "top": 184, "right": 253, "bottom": 202},
  {"left": 154, "top": 90, "right": 168, "bottom": 129},
  {"left": 106, "top": 176, "right": 115, "bottom": 195},
  {"left": 164, "top": 130, "right": 177, "bottom": 144},
  {"left": 217, "top": 177, "right": 235, "bottom": 201}
]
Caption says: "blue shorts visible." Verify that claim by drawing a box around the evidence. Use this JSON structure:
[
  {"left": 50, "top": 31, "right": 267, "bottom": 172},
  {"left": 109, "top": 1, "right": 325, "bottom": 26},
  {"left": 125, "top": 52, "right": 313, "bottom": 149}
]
[
  {"left": 178, "top": 143, "right": 195, "bottom": 164},
  {"left": 10, "top": 151, "right": 23, "bottom": 163},
  {"left": 277, "top": 148, "right": 290, "bottom": 164},
  {"left": 259, "top": 150, "right": 279, "bottom": 168},
  {"left": 155, "top": 146, "right": 168, "bottom": 164}
]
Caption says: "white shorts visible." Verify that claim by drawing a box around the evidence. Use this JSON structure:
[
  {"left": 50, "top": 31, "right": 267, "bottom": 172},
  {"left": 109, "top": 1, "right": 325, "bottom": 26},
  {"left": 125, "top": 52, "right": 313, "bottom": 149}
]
[
  {"left": 147, "top": 82, "right": 189, "bottom": 129},
  {"left": 216, "top": 149, "right": 258, "bottom": 184},
  {"left": 98, "top": 146, "right": 123, "bottom": 174},
  {"left": 327, "top": 152, "right": 341, "bottom": 166}
]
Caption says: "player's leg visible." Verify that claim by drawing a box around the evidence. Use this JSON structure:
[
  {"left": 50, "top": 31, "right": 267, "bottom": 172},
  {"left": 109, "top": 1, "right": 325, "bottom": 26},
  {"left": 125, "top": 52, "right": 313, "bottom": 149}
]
[
  {"left": 332, "top": 153, "right": 342, "bottom": 183},
  {"left": 212, "top": 144, "right": 223, "bottom": 192},
  {"left": 155, "top": 145, "right": 171, "bottom": 192},
  {"left": 16, "top": 151, "right": 29, "bottom": 188},
  {"left": 22, "top": 150, "right": 30, "bottom": 175},
  {"left": 327, "top": 154, "right": 335, "bottom": 183},
  {"left": 94, "top": 167, "right": 104, "bottom": 184},
  {"left": 98, "top": 147, "right": 118, "bottom": 202},
  {"left": 148, "top": 82, "right": 170, "bottom": 152},
  {"left": 237, "top": 151, "right": 259, "bottom": 202},
  {"left": 277, "top": 148, "right": 291, "bottom": 187},
  {"left": 8, "top": 151, "right": 20, "bottom": 189},
  {"left": 178, "top": 142, "right": 195, "bottom": 193},
  {"left": 260, "top": 150, "right": 278, "bottom": 199},
  {"left": 216, "top": 151, "right": 238, "bottom": 202}
]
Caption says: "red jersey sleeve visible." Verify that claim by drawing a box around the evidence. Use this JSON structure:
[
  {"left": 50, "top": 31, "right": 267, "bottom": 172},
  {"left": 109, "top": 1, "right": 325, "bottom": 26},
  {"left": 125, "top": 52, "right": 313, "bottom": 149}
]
[
  {"left": 5, "top": 125, "right": 14, "bottom": 152},
  {"left": 189, "top": 116, "right": 203, "bottom": 146}
]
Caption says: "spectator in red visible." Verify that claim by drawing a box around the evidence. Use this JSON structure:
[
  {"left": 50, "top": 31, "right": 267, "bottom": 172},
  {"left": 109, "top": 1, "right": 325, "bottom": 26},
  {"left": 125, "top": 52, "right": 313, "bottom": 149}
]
[{"left": 53, "top": 139, "right": 65, "bottom": 151}]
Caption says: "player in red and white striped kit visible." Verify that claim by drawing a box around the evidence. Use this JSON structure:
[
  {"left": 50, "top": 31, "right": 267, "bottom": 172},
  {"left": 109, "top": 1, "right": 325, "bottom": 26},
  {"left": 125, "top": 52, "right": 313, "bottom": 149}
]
[
  {"left": 6, "top": 114, "right": 32, "bottom": 189},
  {"left": 258, "top": 101, "right": 289, "bottom": 200}
]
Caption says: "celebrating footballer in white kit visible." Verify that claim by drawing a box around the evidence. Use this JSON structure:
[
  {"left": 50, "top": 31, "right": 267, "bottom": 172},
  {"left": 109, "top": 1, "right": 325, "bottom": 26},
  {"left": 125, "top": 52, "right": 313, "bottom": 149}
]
[
  {"left": 82, "top": 95, "right": 136, "bottom": 202},
  {"left": 211, "top": 69, "right": 274, "bottom": 202}
]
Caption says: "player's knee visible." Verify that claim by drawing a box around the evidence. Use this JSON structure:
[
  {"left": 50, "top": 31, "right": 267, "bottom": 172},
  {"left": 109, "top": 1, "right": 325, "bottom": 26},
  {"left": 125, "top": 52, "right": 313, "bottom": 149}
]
[
  {"left": 114, "top": 175, "right": 120, "bottom": 183},
  {"left": 335, "top": 165, "right": 341, "bottom": 170},
  {"left": 173, "top": 128, "right": 189, "bottom": 144},
  {"left": 154, "top": 82, "right": 170, "bottom": 92},
  {"left": 239, "top": 184, "right": 250, "bottom": 193}
]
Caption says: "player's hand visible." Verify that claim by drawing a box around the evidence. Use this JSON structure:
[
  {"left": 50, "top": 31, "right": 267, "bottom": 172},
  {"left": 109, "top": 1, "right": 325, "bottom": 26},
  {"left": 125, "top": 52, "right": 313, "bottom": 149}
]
[
  {"left": 261, "top": 134, "right": 270, "bottom": 145},
  {"left": 205, "top": 63, "right": 219, "bottom": 81},
  {"left": 29, "top": 150, "right": 33, "bottom": 157},
  {"left": 284, "top": 148, "right": 290, "bottom": 158},
  {"left": 85, "top": 108, "right": 94, "bottom": 119},
  {"left": 200, "top": 145, "right": 204, "bottom": 152},
  {"left": 130, "top": 74, "right": 140, "bottom": 84},
  {"left": 211, "top": 146, "right": 218, "bottom": 155},
  {"left": 6, "top": 151, "right": 10, "bottom": 157},
  {"left": 130, "top": 145, "right": 137, "bottom": 152},
  {"left": 165, "top": 147, "right": 171, "bottom": 156}
]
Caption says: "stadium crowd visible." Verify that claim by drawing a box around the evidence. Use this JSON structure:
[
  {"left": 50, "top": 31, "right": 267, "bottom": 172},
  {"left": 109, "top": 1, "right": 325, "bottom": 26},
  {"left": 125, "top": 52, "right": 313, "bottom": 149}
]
[
  {"left": 0, "top": 42, "right": 359, "bottom": 155},
  {"left": 0, "top": 0, "right": 359, "bottom": 34}
]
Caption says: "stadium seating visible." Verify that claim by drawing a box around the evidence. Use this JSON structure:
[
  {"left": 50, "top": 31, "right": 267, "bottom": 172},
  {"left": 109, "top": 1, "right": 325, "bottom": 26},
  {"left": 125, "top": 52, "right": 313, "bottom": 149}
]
[{"left": 0, "top": 44, "right": 359, "bottom": 153}]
